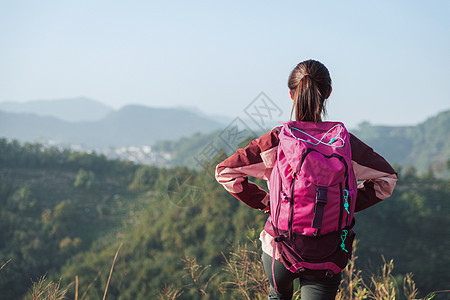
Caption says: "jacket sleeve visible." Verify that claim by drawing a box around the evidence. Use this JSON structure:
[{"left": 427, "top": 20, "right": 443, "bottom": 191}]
[
  {"left": 350, "top": 133, "right": 398, "bottom": 212},
  {"left": 215, "top": 129, "right": 279, "bottom": 209}
]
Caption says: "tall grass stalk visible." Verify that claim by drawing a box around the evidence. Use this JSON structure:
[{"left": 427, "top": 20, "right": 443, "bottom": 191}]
[
  {"left": 102, "top": 242, "right": 123, "bottom": 300},
  {"left": 0, "top": 259, "right": 12, "bottom": 272},
  {"left": 74, "top": 276, "right": 78, "bottom": 300},
  {"left": 79, "top": 270, "right": 102, "bottom": 300}
]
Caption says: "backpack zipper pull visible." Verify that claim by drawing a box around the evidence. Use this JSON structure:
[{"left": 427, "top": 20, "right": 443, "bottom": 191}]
[
  {"left": 340, "top": 230, "right": 349, "bottom": 252},
  {"left": 343, "top": 189, "right": 350, "bottom": 214}
]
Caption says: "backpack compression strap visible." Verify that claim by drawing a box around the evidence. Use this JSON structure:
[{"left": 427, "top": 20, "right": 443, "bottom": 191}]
[{"left": 312, "top": 186, "right": 328, "bottom": 236}]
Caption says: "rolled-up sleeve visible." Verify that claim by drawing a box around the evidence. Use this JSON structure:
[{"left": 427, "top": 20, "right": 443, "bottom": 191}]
[
  {"left": 350, "top": 133, "right": 398, "bottom": 212},
  {"left": 215, "top": 129, "right": 279, "bottom": 209}
]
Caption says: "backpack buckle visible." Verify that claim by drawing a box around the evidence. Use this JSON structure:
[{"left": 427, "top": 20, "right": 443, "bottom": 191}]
[{"left": 316, "top": 187, "right": 328, "bottom": 205}]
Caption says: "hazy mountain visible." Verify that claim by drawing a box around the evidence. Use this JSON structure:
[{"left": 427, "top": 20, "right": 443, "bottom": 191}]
[
  {"left": 0, "top": 105, "right": 224, "bottom": 147},
  {"left": 175, "top": 105, "right": 237, "bottom": 126},
  {"left": 352, "top": 109, "right": 450, "bottom": 175},
  {"left": 0, "top": 97, "right": 114, "bottom": 122},
  {"left": 0, "top": 111, "right": 73, "bottom": 141}
]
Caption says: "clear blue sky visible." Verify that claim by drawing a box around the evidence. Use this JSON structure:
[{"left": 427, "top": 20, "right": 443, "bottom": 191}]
[{"left": 1, "top": 0, "right": 449, "bottom": 128}]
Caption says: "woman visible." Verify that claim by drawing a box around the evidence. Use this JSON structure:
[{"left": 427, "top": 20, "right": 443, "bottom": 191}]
[{"left": 215, "top": 59, "right": 397, "bottom": 299}]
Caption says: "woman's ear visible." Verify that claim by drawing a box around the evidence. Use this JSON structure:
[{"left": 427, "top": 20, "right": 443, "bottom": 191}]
[{"left": 289, "top": 90, "right": 294, "bottom": 100}]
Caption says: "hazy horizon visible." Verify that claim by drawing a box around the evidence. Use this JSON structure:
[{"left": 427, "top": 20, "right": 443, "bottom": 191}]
[
  {"left": 1, "top": 1, "right": 449, "bottom": 129},
  {"left": 2, "top": 96, "right": 448, "bottom": 129}
]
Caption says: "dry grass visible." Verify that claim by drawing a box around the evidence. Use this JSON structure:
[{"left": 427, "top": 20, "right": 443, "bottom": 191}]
[
  {"left": 13, "top": 239, "right": 448, "bottom": 299},
  {"left": 220, "top": 240, "right": 271, "bottom": 300},
  {"left": 201, "top": 240, "right": 440, "bottom": 300},
  {"left": 158, "top": 284, "right": 183, "bottom": 300},
  {"left": 336, "top": 250, "right": 369, "bottom": 300},
  {"left": 26, "top": 276, "right": 69, "bottom": 300},
  {"left": 18, "top": 242, "right": 123, "bottom": 300},
  {"left": 336, "top": 251, "right": 437, "bottom": 300},
  {"left": 182, "top": 256, "right": 216, "bottom": 296}
]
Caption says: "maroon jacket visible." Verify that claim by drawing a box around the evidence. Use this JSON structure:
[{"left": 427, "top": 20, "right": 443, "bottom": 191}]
[{"left": 215, "top": 128, "right": 398, "bottom": 212}]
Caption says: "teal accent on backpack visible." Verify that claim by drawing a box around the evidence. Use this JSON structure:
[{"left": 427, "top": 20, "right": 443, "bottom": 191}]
[
  {"left": 341, "top": 230, "right": 349, "bottom": 252},
  {"left": 343, "top": 189, "right": 350, "bottom": 214}
]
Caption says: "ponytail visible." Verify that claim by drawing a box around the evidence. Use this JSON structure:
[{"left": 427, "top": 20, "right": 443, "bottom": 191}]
[{"left": 288, "top": 60, "right": 332, "bottom": 122}]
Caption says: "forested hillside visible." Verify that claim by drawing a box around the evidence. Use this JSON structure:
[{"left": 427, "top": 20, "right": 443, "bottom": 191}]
[
  {"left": 0, "top": 139, "right": 449, "bottom": 299},
  {"left": 0, "top": 139, "right": 143, "bottom": 299}
]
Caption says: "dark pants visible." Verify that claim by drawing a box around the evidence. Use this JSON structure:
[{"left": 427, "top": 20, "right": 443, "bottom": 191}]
[{"left": 262, "top": 252, "right": 341, "bottom": 300}]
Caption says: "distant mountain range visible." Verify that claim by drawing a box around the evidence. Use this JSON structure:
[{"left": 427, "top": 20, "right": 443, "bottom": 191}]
[
  {"left": 0, "top": 98, "right": 224, "bottom": 147},
  {"left": 352, "top": 109, "right": 450, "bottom": 175},
  {"left": 0, "top": 97, "right": 114, "bottom": 122}
]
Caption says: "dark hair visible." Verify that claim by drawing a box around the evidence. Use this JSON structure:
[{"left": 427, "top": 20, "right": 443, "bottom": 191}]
[{"left": 288, "top": 59, "right": 332, "bottom": 122}]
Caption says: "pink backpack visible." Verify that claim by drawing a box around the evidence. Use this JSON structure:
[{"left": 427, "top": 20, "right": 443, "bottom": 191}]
[{"left": 264, "top": 121, "right": 357, "bottom": 278}]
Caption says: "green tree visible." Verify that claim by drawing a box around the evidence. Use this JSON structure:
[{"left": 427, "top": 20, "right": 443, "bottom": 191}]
[
  {"left": 74, "top": 168, "right": 97, "bottom": 189},
  {"left": 128, "top": 166, "right": 159, "bottom": 191}
]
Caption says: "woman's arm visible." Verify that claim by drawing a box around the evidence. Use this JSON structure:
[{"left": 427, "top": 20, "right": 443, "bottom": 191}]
[
  {"left": 215, "top": 129, "right": 279, "bottom": 209},
  {"left": 350, "top": 133, "right": 398, "bottom": 212}
]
